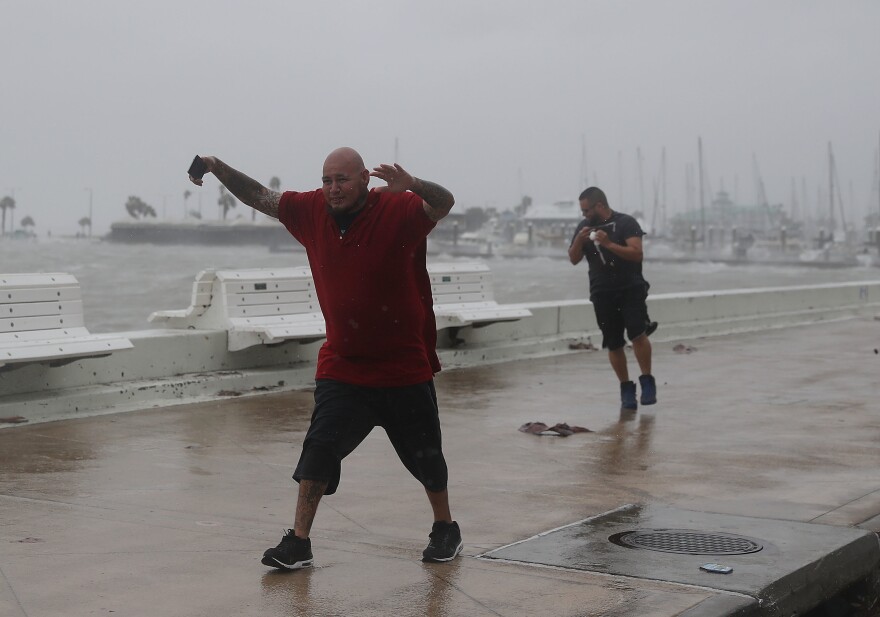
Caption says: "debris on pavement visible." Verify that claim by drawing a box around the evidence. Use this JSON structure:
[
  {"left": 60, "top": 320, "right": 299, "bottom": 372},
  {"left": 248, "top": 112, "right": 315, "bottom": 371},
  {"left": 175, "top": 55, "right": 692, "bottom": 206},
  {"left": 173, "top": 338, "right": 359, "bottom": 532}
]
[
  {"left": 519, "top": 422, "right": 593, "bottom": 436},
  {"left": 0, "top": 416, "right": 28, "bottom": 424}
]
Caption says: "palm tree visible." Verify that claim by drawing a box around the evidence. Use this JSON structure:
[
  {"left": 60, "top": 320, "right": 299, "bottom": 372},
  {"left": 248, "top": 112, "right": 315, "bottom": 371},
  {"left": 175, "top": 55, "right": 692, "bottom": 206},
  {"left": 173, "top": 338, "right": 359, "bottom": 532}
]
[
  {"left": 218, "top": 186, "right": 236, "bottom": 220},
  {"left": 0, "top": 196, "right": 15, "bottom": 235},
  {"left": 125, "top": 196, "right": 157, "bottom": 219},
  {"left": 20, "top": 216, "right": 35, "bottom": 237},
  {"left": 183, "top": 190, "right": 192, "bottom": 219},
  {"left": 78, "top": 217, "right": 91, "bottom": 237}
]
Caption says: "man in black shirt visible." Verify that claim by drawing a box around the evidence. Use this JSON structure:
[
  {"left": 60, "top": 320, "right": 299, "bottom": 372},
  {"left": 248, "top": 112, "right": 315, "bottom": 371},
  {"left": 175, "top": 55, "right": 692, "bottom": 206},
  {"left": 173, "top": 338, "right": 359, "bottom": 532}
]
[{"left": 568, "top": 187, "right": 657, "bottom": 411}]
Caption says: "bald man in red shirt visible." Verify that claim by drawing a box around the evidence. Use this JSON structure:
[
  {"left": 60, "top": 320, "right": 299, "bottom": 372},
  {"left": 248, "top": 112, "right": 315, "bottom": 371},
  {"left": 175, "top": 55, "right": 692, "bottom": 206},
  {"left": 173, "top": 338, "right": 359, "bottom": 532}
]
[{"left": 189, "top": 148, "right": 462, "bottom": 569}]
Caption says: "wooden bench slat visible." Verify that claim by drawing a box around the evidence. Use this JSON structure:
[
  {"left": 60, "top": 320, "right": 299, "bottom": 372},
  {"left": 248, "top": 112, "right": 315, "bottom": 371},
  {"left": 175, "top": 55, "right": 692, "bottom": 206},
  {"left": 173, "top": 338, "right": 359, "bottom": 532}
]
[
  {"left": 433, "top": 291, "right": 494, "bottom": 304},
  {"left": 0, "top": 285, "right": 82, "bottom": 303},
  {"left": 429, "top": 273, "right": 488, "bottom": 285},
  {"left": 227, "top": 301, "right": 321, "bottom": 319},
  {"left": 0, "top": 299, "right": 85, "bottom": 319},
  {"left": 227, "top": 289, "right": 316, "bottom": 307},
  {"left": 0, "top": 327, "right": 93, "bottom": 344},
  {"left": 0, "top": 312, "right": 87, "bottom": 333},
  {"left": 1, "top": 336, "right": 133, "bottom": 364},
  {"left": 0, "top": 273, "right": 79, "bottom": 288},
  {"left": 216, "top": 267, "right": 312, "bottom": 282},
  {"left": 230, "top": 313, "right": 326, "bottom": 327},
  {"left": 224, "top": 280, "right": 315, "bottom": 295},
  {"left": 432, "top": 281, "right": 487, "bottom": 294}
]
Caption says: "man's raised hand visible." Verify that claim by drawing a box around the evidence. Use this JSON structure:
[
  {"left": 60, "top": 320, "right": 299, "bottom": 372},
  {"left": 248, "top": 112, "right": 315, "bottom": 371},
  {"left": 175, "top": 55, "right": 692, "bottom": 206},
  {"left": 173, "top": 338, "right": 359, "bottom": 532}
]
[{"left": 370, "top": 163, "right": 415, "bottom": 193}]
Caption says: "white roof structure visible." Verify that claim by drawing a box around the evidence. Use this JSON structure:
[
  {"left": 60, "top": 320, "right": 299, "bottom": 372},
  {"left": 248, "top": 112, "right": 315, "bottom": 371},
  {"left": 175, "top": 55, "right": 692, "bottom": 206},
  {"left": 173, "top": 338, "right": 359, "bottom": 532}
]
[{"left": 521, "top": 200, "right": 581, "bottom": 222}]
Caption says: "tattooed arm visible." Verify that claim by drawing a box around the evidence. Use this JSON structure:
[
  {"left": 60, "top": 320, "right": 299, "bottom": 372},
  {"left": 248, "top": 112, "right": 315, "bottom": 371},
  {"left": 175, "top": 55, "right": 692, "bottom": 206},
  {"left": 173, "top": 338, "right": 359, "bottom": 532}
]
[
  {"left": 189, "top": 156, "right": 281, "bottom": 219},
  {"left": 370, "top": 163, "right": 455, "bottom": 222},
  {"left": 412, "top": 177, "right": 455, "bottom": 222}
]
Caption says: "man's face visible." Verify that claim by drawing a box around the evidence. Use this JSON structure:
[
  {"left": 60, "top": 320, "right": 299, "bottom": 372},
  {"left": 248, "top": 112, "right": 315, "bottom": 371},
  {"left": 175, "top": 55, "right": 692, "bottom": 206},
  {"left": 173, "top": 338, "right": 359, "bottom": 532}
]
[
  {"left": 322, "top": 158, "right": 369, "bottom": 213},
  {"left": 579, "top": 199, "right": 600, "bottom": 225}
]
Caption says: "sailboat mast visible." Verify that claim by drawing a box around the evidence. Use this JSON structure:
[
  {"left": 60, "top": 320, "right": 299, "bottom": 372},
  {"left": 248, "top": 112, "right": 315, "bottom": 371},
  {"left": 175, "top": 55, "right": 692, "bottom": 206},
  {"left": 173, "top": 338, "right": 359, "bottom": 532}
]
[
  {"left": 637, "top": 146, "right": 645, "bottom": 216},
  {"left": 662, "top": 146, "right": 667, "bottom": 235},
  {"left": 828, "top": 142, "right": 835, "bottom": 233},
  {"left": 580, "top": 134, "right": 587, "bottom": 190},
  {"left": 698, "top": 137, "right": 705, "bottom": 241}
]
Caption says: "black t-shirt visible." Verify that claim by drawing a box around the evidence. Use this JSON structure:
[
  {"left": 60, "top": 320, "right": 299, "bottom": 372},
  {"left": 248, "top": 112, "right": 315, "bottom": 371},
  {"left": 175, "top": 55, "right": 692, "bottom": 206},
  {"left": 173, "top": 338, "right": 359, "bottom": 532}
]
[
  {"left": 329, "top": 206, "right": 363, "bottom": 235},
  {"left": 570, "top": 211, "right": 647, "bottom": 294}
]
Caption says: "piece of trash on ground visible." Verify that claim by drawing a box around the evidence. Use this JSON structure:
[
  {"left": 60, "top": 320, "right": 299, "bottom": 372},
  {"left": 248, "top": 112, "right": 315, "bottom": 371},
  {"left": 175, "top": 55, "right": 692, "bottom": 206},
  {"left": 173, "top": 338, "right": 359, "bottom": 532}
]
[
  {"left": 568, "top": 341, "right": 595, "bottom": 350},
  {"left": 519, "top": 422, "right": 593, "bottom": 437},
  {"left": 673, "top": 344, "right": 697, "bottom": 354},
  {"left": 0, "top": 416, "right": 28, "bottom": 424}
]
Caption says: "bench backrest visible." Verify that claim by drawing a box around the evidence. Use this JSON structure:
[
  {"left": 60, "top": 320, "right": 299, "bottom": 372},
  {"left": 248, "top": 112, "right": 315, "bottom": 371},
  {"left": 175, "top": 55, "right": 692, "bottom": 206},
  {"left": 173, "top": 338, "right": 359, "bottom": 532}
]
[
  {"left": 428, "top": 262, "right": 495, "bottom": 305},
  {"left": 215, "top": 268, "right": 320, "bottom": 321},
  {"left": 0, "top": 273, "right": 87, "bottom": 339}
]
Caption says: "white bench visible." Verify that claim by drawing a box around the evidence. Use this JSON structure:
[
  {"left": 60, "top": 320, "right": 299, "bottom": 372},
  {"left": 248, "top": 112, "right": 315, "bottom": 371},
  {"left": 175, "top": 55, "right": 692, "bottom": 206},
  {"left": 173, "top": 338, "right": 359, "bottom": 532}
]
[
  {"left": 428, "top": 262, "right": 531, "bottom": 329},
  {"left": 0, "top": 273, "right": 133, "bottom": 370},
  {"left": 149, "top": 267, "right": 325, "bottom": 352}
]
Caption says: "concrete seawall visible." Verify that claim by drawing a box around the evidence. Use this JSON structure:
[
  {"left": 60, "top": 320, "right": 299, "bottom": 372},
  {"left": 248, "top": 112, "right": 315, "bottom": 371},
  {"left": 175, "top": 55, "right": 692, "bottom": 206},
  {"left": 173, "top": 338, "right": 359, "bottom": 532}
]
[{"left": 2, "top": 280, "right": 879, "bottom": 426}]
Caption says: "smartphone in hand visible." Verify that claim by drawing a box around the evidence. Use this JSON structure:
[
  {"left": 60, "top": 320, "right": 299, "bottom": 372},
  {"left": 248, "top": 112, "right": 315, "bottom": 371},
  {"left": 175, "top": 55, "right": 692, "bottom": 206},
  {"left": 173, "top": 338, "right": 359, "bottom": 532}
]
[{"left": 188, "top": 155, "right": 208, "bottom": 180}]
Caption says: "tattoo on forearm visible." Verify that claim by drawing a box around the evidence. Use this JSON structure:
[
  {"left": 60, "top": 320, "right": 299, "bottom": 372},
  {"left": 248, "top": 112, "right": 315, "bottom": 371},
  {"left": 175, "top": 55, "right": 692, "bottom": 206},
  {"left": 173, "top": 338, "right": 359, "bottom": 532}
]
[
  {"left": 414, "top": 178, "right": 455, "bottom": 222},
  {"left": 212, "top": 159, "right": 280, "bottom": 219}
]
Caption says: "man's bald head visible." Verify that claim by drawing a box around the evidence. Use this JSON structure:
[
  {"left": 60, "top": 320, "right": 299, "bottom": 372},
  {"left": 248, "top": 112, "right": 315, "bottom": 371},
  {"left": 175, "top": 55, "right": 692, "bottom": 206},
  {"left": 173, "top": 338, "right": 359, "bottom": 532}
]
[
  {"left": 323, "top": 147, "right": 366, "bottom": 175},
  {"left": 321, "top": 147, "right": 370, "bottom": 213}
]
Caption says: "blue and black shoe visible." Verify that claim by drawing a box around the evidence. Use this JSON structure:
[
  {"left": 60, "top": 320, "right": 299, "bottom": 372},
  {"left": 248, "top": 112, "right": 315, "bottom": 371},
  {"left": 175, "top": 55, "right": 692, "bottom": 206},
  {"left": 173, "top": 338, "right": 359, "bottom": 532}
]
[
  {"left": 639, "top": 374, "right": 657, "bottom": 405},
  {"left": 620, "top": 381, "right": 638, "bottom": 411}
]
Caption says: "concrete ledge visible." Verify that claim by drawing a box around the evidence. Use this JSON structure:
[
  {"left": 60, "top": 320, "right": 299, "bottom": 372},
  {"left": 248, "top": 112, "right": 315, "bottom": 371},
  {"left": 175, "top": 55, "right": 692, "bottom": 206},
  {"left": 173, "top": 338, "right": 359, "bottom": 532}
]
[{"left": 677, "top": 595, "right": 759, "bottom": 617}]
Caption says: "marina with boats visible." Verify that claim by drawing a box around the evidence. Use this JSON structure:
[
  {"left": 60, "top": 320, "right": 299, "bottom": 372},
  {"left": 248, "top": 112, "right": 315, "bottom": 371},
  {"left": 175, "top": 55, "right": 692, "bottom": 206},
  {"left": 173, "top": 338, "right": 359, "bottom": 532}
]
[{"left": 92, "top": 138, "right": 880, "bottom": 270}]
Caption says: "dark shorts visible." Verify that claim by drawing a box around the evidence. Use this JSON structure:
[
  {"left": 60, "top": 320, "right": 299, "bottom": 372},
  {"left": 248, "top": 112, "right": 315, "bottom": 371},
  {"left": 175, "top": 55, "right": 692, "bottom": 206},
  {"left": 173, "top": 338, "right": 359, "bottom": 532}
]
[
  {"left": 293, "top": 379, "right": 448, "bottom": 495},
  {"left": 591, "top": 284, "right": 650, "bottom": 350}
]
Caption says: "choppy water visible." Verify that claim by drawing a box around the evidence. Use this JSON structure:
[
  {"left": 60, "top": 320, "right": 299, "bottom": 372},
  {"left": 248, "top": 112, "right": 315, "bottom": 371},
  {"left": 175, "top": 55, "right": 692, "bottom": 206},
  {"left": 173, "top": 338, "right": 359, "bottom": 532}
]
[{"left": 2, "top": 237, "right": 878, "bottom": 333}]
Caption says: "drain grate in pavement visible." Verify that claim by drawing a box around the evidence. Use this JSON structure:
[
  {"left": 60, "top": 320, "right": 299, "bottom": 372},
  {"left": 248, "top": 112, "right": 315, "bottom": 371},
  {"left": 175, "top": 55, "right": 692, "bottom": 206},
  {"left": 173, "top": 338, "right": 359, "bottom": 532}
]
[{"left": 610, "top": 529, "right": 763, "bottom": 555}]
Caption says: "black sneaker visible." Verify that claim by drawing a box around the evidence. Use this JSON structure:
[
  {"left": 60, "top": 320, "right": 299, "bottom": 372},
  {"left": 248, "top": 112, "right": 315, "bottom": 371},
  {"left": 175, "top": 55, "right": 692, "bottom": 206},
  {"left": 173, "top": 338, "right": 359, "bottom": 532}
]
[
  {"left": 620, "top": 381, "right": 638, "bottom": 411},
  {"left": 422, "top": 521, "right": 463, "bottom": 563},
  {"left": 645, "top": 320, "right": 659, "bottom": 337},
  {"left": 261, "top": 530, "right": 314, "bottom": 570}
]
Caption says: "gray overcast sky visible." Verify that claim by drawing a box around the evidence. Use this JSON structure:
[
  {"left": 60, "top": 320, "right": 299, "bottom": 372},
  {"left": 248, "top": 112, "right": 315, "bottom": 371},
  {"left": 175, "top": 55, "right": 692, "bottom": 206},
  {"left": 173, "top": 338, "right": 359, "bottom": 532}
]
[{"left": 2, "top": 0, "right": 879, "bottom": 235}]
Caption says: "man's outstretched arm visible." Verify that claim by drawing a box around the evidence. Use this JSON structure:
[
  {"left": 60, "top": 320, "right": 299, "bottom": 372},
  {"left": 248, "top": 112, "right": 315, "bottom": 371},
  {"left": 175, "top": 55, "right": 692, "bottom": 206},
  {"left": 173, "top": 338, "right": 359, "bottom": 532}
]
[
  {"left": 189, "top": 156, "right": 281, "bottom": 219},
  {"left": 412, "top": 177, "right": 455, "bottom": 222},
  {"left": 370, "top": 163, "right": 455, "bottom": 222}
]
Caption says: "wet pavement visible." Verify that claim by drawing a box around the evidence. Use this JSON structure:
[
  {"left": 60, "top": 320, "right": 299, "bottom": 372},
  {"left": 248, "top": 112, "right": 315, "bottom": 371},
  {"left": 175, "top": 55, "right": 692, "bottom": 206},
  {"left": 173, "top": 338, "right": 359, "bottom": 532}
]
[{"left": 1, "top": 317, "right": 880, "bottom": 616}]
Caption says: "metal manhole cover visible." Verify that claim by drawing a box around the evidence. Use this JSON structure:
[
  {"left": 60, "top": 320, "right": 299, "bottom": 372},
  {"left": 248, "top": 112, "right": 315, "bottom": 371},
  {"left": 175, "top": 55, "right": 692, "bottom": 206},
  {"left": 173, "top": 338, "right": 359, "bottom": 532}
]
[{"left": 609, "top": 529, "right": 763, "bottom": 555}]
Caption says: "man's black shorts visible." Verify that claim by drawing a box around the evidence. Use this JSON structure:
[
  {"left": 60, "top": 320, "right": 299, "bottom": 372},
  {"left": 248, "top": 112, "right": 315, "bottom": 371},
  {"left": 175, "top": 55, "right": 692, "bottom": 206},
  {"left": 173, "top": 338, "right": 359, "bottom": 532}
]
[
  {"left": 591, "top": 284, "right": 649, "bottom": 350},
  {"left": 293, "top": 379, "right": 448, "bottom": 495}
]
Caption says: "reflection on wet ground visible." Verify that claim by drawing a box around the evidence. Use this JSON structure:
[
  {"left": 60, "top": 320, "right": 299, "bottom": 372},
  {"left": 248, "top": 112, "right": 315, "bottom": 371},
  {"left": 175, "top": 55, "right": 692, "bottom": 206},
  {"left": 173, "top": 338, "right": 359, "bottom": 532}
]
[{"left": 596, "top": 410, "right": 656, "bottom": 475}]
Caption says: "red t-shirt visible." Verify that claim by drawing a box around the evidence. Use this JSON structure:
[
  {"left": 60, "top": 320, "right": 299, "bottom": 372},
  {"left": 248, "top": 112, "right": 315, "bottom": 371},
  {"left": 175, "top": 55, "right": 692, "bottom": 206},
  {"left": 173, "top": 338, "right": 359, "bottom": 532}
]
[{"left": 278, "top": 189, "right": 440, "bottom": 386}]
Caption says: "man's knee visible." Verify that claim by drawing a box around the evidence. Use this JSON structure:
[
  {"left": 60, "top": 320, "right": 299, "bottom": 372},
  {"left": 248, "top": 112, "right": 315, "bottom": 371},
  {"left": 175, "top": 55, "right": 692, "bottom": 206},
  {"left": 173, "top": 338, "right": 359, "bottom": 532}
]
[{"left": 294, "top": 442, "right": 341, "bottom": 495}]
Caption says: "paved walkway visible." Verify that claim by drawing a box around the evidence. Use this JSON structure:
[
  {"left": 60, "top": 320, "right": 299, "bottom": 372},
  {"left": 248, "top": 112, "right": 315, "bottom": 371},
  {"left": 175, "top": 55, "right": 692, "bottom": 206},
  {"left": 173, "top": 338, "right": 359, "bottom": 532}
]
[{"left": 1, "top": 317, "right": 879, "bottom": 616}]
